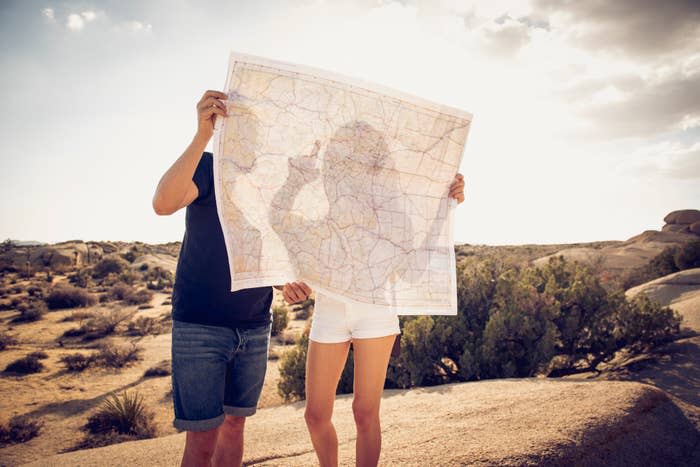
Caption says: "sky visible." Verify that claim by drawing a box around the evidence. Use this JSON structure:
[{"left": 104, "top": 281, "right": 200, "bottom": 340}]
[{"left": 0, "top": 0, "right": 698, "bottom": 246}]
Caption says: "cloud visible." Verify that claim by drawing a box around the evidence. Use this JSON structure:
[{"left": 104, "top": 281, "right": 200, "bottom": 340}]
[
  {"left": 534, "top": 0, "right": 700, "bottom": 59},
  {"left": 41, "top": 7, "right": 54, "bottom": 22},
  {"left": 629, "top": 140, "right": 700, "bottom": 180},
  {"left": 124, "top": 20, "right": 152, "bottom": 32},
  {"left": 66, "top": 10, "right": 97, "bottom": 32},
  {"left": 573, "top": 70, "right": 700, "bottom": 139}
]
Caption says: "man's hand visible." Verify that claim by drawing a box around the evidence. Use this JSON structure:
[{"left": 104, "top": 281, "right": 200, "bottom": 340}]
[
  {"left": 281, "top": 282, "right": 312, "bottom": 305},
  {"left": 449, "top": 173, "right": 465, "bottom": 204},
  {"left": 196, "top": 90, "right": 228, "bottom": 141}
]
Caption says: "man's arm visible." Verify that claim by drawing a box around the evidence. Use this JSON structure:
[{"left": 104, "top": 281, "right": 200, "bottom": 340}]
[{"left": 152, "top": 90, "right": 228, "bottom": 215}]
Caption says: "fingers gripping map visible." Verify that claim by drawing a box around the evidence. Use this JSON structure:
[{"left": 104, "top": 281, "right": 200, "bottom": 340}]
[{"left": 213, "top": 52, "right": 472, "bottom": 315}]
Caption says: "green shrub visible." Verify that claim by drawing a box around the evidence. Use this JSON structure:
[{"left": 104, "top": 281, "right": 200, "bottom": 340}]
[
  {"left": 45, "top": 285, "right": 96, "bottom": 310},
  {"left": 12, "top": 301, "right": 48, "bottom": 323},
  {"left": 4, "top": 355, "right": 44, "bottom": 374},
  {"left": 143, "top": 360, "right": 171, "bottom": 378},
  {"left": 105, "top": 283, "right": 153, "bottom": 305},
  {"left": 127, "top": 316, "right": 162, "bottom": 336},
  {"left": 62, "top": 310, "right": 134, "bottom": 341},
  {"left": 0, "top": 415, "right": 43, "bottom": 445},
  {"left": 0, "top": 331, "right": 17, "bottom": 351},
  {"left": 674, "top": 240, "right": 700, "bottom": 270},
  {"left": 60, "top": 353, "right": 96, "bottom": 372},
  {"left": 96, "top": 344, "right": 142, "bottom": 369},
  {"left": 271, "top": 305, "right": 289, "bottom": 336},
  {"left": 277, "top": 256, "right": 684, "bottom": 397},
  {"left": 278, "top": 327, "right": 310, "bottom": 401},
  {"left": 27, "top": 351, "right": 48, "bottom": 360},
  {"left": 92, "top": 257, "right": 129, "bottom": 280},
  {"left": 78, "top": 391, "right": 156, "bottom": 449}
]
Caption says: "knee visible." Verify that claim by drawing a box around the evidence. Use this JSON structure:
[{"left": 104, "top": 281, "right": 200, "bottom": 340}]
[
  {"left": 219, "top": 415, "right": 246, "bottom": 436},
  {"left": 184, "top": 428, "right": 219, "bottom": 462},
  {"left": 304, "top": 406, "right": 331, "bottom": 430},
  {"left": 352, "top": 401, "right": 379, "bottom": 429}
]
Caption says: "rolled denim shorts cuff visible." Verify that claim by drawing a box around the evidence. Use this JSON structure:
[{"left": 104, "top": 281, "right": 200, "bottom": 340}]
[
  {"left": 223, "top": 405, "right": 257, "bottom": 417},
  {"left": 173, "top": 413, "right": 224, "bottom": 432}
]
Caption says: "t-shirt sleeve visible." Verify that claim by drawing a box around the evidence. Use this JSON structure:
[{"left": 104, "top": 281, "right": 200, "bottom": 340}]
[{"left": 192, "top": 152, "right": 213, "bottom": 204}]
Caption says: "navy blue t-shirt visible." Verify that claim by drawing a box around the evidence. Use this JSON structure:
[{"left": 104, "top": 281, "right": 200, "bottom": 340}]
[{"left": 171, "top": 152, "right": 272, "bottom": 329}]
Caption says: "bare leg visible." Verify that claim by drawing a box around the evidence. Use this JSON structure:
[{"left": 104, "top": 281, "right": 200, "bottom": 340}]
[
  {"left": 212, "top": 415, "right": 246, "bottom": 467},
  {"left": 351, "top": 335, "right": 396, "bottom": 467},
  {"left": 304, "top": 339, "right": 351, "bottom": 467},
  {"left": 181, "top": 427, "right": 219, "bottom": 467}
]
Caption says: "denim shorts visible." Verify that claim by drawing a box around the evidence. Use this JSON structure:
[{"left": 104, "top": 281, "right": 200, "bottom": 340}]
[{"left": 171, "top": 319, "right": 271, "bottom": 431}]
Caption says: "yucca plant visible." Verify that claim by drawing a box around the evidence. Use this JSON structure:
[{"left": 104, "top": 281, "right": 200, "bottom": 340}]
[{"left": 84, "top": 391, "right": 155, "bottom": 437}]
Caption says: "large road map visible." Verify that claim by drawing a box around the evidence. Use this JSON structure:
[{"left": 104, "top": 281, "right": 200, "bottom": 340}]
[{"left": 213, "top": 52, "right": 472, "bottom": 315}]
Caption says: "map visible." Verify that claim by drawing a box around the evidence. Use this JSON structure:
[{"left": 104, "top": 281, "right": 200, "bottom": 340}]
[{"left": 212, "top": 52, "right": 472, "bottom": 315}]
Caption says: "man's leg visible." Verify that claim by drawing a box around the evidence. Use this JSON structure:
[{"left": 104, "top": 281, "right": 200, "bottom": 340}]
[
  {"left": 211, "top": 415, "right": 245, "bottom": 467},
  {"left": 213, "top": 323, "right": 271, "bottom": 466},
  {"left": 171, "top": 320, "right": 236, "bottom": 467},
  {"left": 351, "top": 335, "right": 396, "bottom": 467},
  {"left": 181, "top": 428, "right": 220, "bottom": 467},
  {"left": 305, "top": 339, "right": 351, "bottom": 467}
]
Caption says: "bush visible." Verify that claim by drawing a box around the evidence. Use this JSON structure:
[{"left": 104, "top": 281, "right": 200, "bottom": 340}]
[
  {"left": 62, "top": 310, "right": 134, "bottom": 341},
  {"left": 27, "top": 351, "right": 48, "bottom": 360},
  {"left": 105, "top": 283, "right": 153, "bottom": 305},
  {"left": 0, "top": 331, "right": 17, "bottom": 351},
  {"left": 12, "top": 301, "right": 48, "bottom": 323},
  {"left": 4, "top": 355, "right": 44, "bottom": 374},
  {"left": 271, "top": 305, "right": 289, "bottom": 336},
  {"left": 92, "top": 257, "right": 129, "bottom": 280},
  {"left": 277, "top": 328, "right": 309, "bottom": 401},
  {"left": 143, "top": 360, "right": 171, "bottom": 378},
  {"left": 674, "top": 240, "right": 700, "bottom": 270},
  {"left": 276, "top": 256, "right": 684, "bottom": 397},
  {"left": 78, "top": 391, "right": 156, "bottom": 449},
  {"left": 96, "top": 344, "right": 142, "bottom": 368},
  {"left": 127, "top": 316, "right": 162, "bottom": 336},
  {"left": 292, "top": 298, "right": 315, "bottom": 320},
  {"left": 60, "top": 353, "right": 96, "bottom": 372},
  {"left": 0, "top": 415, "right": 43, "bottom": 445},
  {"left": 45, "top": 285, "right": 96, "bottom": 310}
]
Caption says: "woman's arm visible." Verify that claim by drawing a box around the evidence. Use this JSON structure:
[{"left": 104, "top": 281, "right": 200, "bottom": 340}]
[{"left": 152, "top": 90, "right": 228, "bottom": 215}]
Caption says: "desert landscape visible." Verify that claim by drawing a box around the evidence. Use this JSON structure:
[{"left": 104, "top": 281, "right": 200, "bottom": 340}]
[{"left": 0, "top": 209, "right": 699, "bottom": 466}]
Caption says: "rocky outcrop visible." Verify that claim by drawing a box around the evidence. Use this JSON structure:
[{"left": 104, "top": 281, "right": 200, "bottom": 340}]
[
  {"left": 662, "top": 209, "right": 700, "bottom": 235},
  {"left": 664, "top": 209, "right": 700, "bottom": 226},
  {"left": 25, "top": 379, "right": 699, "bottom": 467}
]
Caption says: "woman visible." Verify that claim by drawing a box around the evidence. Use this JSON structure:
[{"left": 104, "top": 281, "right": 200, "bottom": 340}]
[{"left": 302, "top": 168, "right": 466, "bottom": 467}]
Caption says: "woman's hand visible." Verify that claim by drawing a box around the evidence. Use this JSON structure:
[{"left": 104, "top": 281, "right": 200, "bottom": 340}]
[
  {"left": 449, "top": 173, "right": 465, "bottom": 204},
  {"left": 196, "top": 90, "right": 228, "bottom": 141},
  {"left": 282, "top": 282, "right": 313, "bottom": 305}
]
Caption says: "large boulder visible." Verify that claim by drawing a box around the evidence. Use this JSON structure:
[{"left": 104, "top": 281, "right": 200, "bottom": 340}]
[
  {"left": 691, "top": 221, "right": 700, "bottom": 235},
  {"left": 664, "top": 209, "right": 700, "bottom": 225},
  {"left": 662, "top": 223, "right": 690, "bottom": 233}
]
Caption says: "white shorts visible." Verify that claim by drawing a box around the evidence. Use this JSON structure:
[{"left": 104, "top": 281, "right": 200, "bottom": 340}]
[{"left": 309, "top": 292, "right": 400, "bottom": 343}]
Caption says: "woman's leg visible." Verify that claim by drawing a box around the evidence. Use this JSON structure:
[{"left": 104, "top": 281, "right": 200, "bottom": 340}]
[
  {"left": 305, "top": 339, "right": 351, "bottom": 467},
  {"left": 351, "top": 335, "right": 396, "bottom": 467}
]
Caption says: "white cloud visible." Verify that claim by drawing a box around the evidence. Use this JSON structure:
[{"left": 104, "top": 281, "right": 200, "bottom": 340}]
[
  {"left": 124, "top": 21, "right": 153, "bottom": 32},
  {"left": 66, "top": 13, "right": 85, "bottom": 31},
  {"left": 65, "top": 10, "right": 97, "bottom": 32},
  {"left": 81, "top": 11, "right": 96, "bottom": 22},
  {"left": 41, "top": 7, "right": 54, "bottom": 21}
]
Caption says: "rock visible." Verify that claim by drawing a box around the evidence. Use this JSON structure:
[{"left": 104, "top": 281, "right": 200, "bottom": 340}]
[
  {"left": 662, "top": 223, "right": 690, "bottom": 233},
  {"left": 26, "top": 380, "right": 699, "bottom": 467},
  {"left": 691, "top": 221, "right": 700, "bottom": 235},
  {"left": 664, "top": 209, "right": 700, "bottom": 225}
]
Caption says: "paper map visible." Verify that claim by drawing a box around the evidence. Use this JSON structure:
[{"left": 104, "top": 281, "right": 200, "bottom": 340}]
[{"left": 213, "top": 52, "right": 472, "bottom": 315}]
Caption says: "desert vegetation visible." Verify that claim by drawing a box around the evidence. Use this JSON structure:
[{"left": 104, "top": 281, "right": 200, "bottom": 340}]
[{"left": 278, "top": 255, "right": 683, "bottom": 400}]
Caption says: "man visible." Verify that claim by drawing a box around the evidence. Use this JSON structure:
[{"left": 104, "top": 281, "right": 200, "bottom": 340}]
[{"left": 153, "top": 90, "right": 311, "bottom": 467}]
